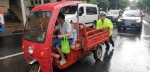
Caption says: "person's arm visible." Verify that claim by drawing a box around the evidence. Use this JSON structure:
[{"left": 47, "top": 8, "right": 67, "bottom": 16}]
[
  {"left": 54, "top": 28, "right": 58, "bottom": 33},
  {"left": 53, "top": 23, "right": 60, "bottom": 35},
  {"left": 109, "top": 21, "right": 113, "bottom": 30},
  {"left": 96, "top": 20, "right": 101, "bottom": 29}
]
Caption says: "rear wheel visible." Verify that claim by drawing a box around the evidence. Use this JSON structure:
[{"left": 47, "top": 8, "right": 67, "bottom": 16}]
[
  {"left": 25, "top": 62, "right": 41, "bottom": 72},
  {"left": 93, "top": 45, "right": 102, "bottom": 61}
]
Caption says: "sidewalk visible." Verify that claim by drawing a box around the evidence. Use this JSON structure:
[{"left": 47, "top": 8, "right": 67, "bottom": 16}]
[
  {"left": 5, "top": 21, "right": 24, "bottom": 34},
  {"left": 144, "top": 13, "right": 150, "bottom": 23}
]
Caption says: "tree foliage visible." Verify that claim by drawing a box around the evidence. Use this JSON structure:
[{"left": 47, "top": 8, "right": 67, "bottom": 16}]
[
  {"left": 135, "top": 0, "right": 146, "bottom": 9},
  {"left": 88, "top": 0, "right": 130, "bottom": 10},
  {"left": 109, "top": 0, "right": 130, "bottom": 9},
  {"left": 143, "top": 0, "right": 150, "bottom": 8},
  {"left": 89, "top": 0, "right": 110, "bottom": 11},
  {"left": 136, "top": 0, "right": 150, "bottom": 9}
]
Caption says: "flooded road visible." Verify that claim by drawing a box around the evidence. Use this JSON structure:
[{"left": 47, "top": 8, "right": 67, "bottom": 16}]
[{"left": 0, "top": 20, "right": 150, "bottom": 72}]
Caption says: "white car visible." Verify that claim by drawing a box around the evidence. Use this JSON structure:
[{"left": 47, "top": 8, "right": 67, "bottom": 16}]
[{"left": 61, "top": 3, "right": 98, "bottom": 27}]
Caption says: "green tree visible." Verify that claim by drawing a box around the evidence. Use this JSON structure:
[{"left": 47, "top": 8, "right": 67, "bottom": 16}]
[
  {"left": 136, "top": 0, "right": 146, "bottom": 9},
  {"left": 143, "top": 0, "right": 150, "bottom": 8},
  {"left": 108, "top": 0, "right": 130, "bottom": 9},
  {"left": 88, "top": 0, "right": 129, "bottom": 11},
  {"left": 97, "top": 0, "right": 110, "bottom": 11},
  {"left": 89, "top": 0, "right": 98, "bottom": 4},
  {"left": 89, "top": 0, "right": 110, "bottom": 11}
]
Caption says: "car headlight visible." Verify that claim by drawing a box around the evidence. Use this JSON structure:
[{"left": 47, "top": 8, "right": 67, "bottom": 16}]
[
  {"left": 136, "top": 19, "right": 141, "bottom": 23},
  {"left": 118, "top": 19, "right": 122, "bottom": 22},
  {"left": 28, "top": 46, "right": 33, "bottom": 55}
]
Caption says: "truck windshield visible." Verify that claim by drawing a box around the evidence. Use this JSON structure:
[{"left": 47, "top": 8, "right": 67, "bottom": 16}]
[
  {"left": 23, "top": 11, "right": 52, "bottom": 42},
  {"left": 108, "top": 10, "right": 119, "bottom": 15},
  {"left": 62, "top": 5, "right": 77, "bottom": 14},
  {"left": 122, "top": 10, "right": 140, "bottom": 17}
]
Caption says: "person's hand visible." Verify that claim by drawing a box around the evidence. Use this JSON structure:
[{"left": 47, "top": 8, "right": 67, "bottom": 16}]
[{"left": 58, "top": 35, "right": 63, "bottom": 39}]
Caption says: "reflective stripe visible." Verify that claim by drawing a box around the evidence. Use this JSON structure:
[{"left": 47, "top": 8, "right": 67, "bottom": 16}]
[{"left": 96, "top": 18, "right": 113, "bottom": 36}]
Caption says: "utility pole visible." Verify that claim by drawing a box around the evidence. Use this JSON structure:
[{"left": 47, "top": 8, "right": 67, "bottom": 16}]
[
  {"left": 41, "top": 0, "right": 44, "bottom": 4},
  {"left": 21, "top": 0, "right": 26, "bottom": 26}
]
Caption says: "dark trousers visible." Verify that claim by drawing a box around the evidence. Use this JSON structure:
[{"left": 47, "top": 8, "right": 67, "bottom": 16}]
[{"left": 105, "top": 35, "right": 114, "bottom": 48}]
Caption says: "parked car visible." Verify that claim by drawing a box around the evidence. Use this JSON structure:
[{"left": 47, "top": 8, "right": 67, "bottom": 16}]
[
  {"left": 117, "top": 10, "right": 144, "bottom": 31},
  {"left": 61, "top": 4, "right": 98, "bottom": 27},
  {"left": 106, "top": 10, "right": 120, "bottom": 24}
]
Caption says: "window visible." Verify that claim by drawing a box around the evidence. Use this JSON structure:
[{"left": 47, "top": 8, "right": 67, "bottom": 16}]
[
  {"left": 62, "top": 6, "right": 77, "bottom": 14},
  {"left": 44, "top": 0, "right": 50, "bottom": 3},
  {"left": 108, "top": 10, "right": 120, "bottom": 15},
  {"left": 30, "top": 0, "right": 50, "bottom": 5},
  {"left": 31, "top": 0, "right": 34, "bottom": 5},
  {"left": 122, "top": 10, "right": 141, "bottom": 17},
  {"left": 35, "top": 0, "right": 38, "bottom": 4},
  {"left": 24, "top": 11, "right": 52, "bottom": 42},
  {"left": 86, "top": 7, "right": 97, "bottom": 15},
  {"left": 79, "top": 7, "right": 84, "bottom": 14}
]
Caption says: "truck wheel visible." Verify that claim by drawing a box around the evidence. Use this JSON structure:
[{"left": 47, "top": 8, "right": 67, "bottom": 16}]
[
  {"left": 25, "top": 62, "right": 41, "bottom": 72},
  {"left": 93, "top": 45, "right": 102, "bottom": 61}
]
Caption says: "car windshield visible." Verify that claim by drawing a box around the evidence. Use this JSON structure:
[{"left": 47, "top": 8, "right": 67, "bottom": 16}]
[
  {"left": 23, "top": 11, "right": 52, "bottom": 42},
  {"left": 61, "top": 5, "right": 77, "bottom": 14},
  {"left": 122, "top": 10, "right": 141, "bottom": 17},
  {"left": 108, "top": 10, "right": 119, "bottom": 15}
]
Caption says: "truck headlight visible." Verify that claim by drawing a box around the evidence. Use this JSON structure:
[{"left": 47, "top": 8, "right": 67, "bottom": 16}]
[
  {"left": 118, "top": 19, "right": 122, "bottom": 22},
  {"left": 28, "top": 46, "right": 33, "bottom": 55},
  {"left": 136, "top": 19, "right": 141, "bottom": 23}
]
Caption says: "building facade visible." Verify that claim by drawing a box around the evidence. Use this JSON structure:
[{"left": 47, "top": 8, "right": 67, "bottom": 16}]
[{"left": 0, "top": 0, "right": 87, "bottom": 24}]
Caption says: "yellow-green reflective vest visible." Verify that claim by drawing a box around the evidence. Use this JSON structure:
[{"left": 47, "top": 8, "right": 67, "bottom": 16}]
[{"left": 96, "top": 18, "right": 113, "bottom": 36}]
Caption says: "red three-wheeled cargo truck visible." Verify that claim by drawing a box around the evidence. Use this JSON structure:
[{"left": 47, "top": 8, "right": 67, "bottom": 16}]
[{"left": 22, "top": 1, "right": 109, "bottom": 72}]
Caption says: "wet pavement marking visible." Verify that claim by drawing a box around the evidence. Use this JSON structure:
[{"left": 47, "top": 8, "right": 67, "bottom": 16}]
[{"left": 0, "top": 52, "right": 23, "bottom": 60}]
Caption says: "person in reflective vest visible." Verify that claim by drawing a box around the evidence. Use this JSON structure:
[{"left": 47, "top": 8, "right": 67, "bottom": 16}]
[{"left": 96, "top": 12, "right": 115, "bottom": 50}]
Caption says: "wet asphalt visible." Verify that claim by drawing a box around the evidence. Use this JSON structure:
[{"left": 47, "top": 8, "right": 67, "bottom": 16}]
[{"left": 0, "top": 20, "right": 150, "bottom": 72}]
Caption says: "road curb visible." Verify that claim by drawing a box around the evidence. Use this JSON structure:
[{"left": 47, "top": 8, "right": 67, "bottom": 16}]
[{"left": 144, "top": 18, "right": 150, "bottom": 24}]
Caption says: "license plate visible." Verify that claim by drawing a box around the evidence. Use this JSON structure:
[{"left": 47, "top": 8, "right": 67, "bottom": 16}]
[{"left": 125, "top": 22, "right": 131, "bottom": 26}]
